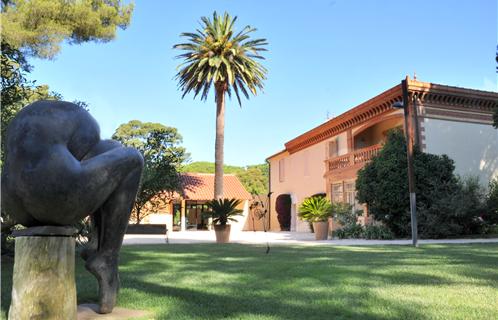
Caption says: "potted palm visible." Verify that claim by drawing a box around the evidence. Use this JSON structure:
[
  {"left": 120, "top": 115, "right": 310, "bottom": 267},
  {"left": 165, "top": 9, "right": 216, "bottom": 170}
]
[
  {"left": 204, "top": 198, "right": 243, "bottom": 243},
  {"left": 298, "top": 196, "right": 333, "bottom": 240}
]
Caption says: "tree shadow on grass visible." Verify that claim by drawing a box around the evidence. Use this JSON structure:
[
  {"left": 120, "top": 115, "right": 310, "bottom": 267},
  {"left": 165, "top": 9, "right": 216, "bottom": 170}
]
[
  {"left": 121, "top": 277, "right": 426, "bottom": 320},
  {"left": 2, "top": 243, "right": 497, "bottom": 319}
]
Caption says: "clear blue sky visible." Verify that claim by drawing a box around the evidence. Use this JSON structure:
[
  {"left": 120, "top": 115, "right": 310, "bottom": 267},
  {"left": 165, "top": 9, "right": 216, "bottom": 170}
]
[{"left": 30, "top": 0, "right": 497, "bottom": 166}]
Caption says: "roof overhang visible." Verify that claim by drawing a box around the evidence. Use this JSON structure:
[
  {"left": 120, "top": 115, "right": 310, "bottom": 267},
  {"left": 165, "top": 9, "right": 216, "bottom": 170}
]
[{"left": 274, "top": 78, "right": 498, "bottom": 155}]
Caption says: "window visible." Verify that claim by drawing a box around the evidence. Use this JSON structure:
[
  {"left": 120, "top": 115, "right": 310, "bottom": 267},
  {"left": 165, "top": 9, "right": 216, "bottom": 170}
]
[
  {"left": 344, "top": 181, "right": 356, "bottom": 207},
  {"left": 331, "top": 181, "right": 357, "bottom": 206},
  {"left": 331, "top": 183, "right": 343, "bottom": 203},
  {"left": 329, "top": 138, "right": 339, "bottom": 158},
  {"left": 279, "top": 158, "right": 285, "bottom": 182},
  {"left": 303, "top": 151, "right": 309, "bottom": 177}
]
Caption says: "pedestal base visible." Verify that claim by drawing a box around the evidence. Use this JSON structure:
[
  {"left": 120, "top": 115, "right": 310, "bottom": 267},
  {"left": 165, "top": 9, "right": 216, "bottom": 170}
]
[{"left": 8, "top": 227, "right": 77, "bottom": 320}]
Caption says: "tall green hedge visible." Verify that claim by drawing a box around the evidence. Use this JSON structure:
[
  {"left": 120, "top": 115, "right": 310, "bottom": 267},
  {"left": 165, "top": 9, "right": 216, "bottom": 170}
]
[{"left": 356, "top": 129, "right": 491, "bottom": 238}]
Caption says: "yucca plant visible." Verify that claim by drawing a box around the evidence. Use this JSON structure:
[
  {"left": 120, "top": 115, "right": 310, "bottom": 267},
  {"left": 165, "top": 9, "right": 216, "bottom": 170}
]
[
  {"left": 298, "top": 196, "right": 334, "bottom": 222},
  {"left": 204, "top": 198, "right": 243, "bottom": 226},
  {"left": 174, "top": 11, "right": 268, "bottom": 199}
]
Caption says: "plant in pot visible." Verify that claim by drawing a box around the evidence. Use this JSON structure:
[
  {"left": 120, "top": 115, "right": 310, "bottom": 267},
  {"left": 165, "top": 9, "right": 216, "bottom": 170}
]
[
  {"left": 298, "top": 196, "right": 333, "bottom": 240},
  {"left": 203, "top": 198, "right": 243, "bottom": 243}
]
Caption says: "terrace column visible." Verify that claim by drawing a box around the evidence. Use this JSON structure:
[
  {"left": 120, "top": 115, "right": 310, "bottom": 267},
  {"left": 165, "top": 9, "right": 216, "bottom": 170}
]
[{"left": 180, "top": 199, "right": 186, "bottom": 231}]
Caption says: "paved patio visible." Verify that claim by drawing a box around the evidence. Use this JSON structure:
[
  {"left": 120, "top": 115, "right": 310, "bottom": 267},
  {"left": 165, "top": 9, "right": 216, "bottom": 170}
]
[{"left": 124, "top": 231, "right": 498, "bottom": 246}]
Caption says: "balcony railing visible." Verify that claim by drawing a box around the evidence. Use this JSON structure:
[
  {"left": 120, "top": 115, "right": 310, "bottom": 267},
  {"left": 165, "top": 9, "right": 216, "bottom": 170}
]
[{"left": 327, "top": 144, "right": 382, "bottom": 171}]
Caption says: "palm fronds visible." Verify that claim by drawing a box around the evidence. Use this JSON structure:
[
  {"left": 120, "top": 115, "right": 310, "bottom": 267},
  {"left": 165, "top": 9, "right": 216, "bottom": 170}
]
[
  {"left": 174, "top": 11, "right": 268, "bottom": 105},
  {"left": 203, "top": 198, "right": 243, "bottom": 225}
]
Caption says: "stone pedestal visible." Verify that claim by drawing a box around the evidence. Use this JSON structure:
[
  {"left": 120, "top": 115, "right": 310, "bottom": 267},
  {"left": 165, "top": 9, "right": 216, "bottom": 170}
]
[{"left": 8, "top": 226, "right": 77, "bottom": 320}]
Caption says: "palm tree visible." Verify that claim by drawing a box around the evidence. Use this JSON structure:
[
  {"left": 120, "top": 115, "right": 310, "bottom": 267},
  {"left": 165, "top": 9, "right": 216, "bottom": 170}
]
[{"left": 174, "top": 11, "right": 268, "bottom": 199}]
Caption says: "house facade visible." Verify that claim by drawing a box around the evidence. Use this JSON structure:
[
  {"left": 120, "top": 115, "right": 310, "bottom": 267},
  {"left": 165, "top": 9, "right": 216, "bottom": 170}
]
[
  {"left": 141, "top": 173, "right": 253, "bottom": 232},
  {"left": 267, "top": 77, "right": 498, "bottom": 232}
]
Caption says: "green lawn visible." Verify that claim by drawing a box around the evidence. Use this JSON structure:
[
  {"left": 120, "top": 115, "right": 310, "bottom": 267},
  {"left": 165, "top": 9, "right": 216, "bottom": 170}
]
[{"left": 2, "top": 244, "right": 498, "bottom": 319}]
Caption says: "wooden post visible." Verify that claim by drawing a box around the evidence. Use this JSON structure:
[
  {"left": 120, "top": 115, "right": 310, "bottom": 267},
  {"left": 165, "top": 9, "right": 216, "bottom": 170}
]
[{"left": 8, "top": 226, "right": 77, "bottom": 320}]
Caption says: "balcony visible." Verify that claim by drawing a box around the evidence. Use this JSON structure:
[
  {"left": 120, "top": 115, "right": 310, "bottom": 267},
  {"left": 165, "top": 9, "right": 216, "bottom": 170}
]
[{"left": 326, "top": 144, "right": 382, "bottom": 171}]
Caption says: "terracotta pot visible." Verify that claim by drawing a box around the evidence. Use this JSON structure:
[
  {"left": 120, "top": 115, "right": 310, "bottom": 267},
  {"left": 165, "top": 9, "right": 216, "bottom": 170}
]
[
  {"left": 312, "top": 221, "right": 329, "bottom": 240},
  {"left": 214, "top": 224, "right": 231, "bottom": 243}
]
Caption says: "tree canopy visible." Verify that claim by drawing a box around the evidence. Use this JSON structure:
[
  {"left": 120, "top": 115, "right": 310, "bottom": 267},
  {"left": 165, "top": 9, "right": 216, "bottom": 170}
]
[
  {"left": 1, "top": 0, "right": 133, "bottom": 161},
  {"left": 174, "top": 11, "right": 267, "bottom": 105},
  {"left": 1, "top": 0, "right": 133, "bottom": 59},
  {"left": 113, "top": 120, "right": 189, "bottom": 224},
  {"left": 180, "top": 161, "right": 268, "bottom": 195}
]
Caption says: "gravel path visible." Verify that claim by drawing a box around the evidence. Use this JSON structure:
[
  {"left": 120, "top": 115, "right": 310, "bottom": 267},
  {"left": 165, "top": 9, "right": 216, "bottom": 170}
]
[{"left": 124, "top": 231, "right": 498, "bottom": 246}]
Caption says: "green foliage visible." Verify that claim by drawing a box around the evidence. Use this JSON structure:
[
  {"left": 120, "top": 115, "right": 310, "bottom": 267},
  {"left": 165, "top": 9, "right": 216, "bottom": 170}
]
[
  {"left": 298, "top": 196, "right": 333, "bottom": 222},
  {"left": 1, "top": 0, "right": 133, "bottom": 59},
  {"left": 235, "top": 164, "right": 268, "bottom": 195},
  {"left": 203, "top": 198, "right": 243, "bottom": 226},
  {"left": 180, "top": 161, "right": 269, "bottom": 195},
  {"left": 333, "top": 224, "right": 364, "bottom": 239},
  {"left": 0, "top": 224, "right": 24, "bottom": 257},
  {"left": 356, "top": 129, "right": 491, "bottom": 238},
  {"left": 3, "top": 244, "right": 498, "bottom": 319},
  {"left": 180, "top": 161, "right": 243, "bottom": 174},
  {"left": 174, "top": 11, "right": 267, "bottom": 105},
  {"left": 356, "top": 129, "right": 412, "bottom": 236},
  {"left": 332, "top": 203, "right": 357, "bottom": 226},
  {"left": 363, "top": 223, "right": 395, "bottom": 240},
  {"left": 1, "top": 0, "right": 131, "bottom": 160},
  {"left": 331, "top": 202, "right": 368, "bottom": 239},
  {"left": 331, "top": 202, "right": 394, "bottom": 240},
  {"left": 112, "top": 120, "right": 189, "bottom": 224},
  {"left": 486, "top": 179, "right": 498, "bottom": 225},
  {"left": 417, "top": 176, "right": 487, "bottom": 238}
]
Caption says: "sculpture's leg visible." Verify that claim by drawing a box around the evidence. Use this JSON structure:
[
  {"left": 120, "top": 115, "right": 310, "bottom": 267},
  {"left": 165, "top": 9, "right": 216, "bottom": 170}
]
[
  {"left": 85, "top": 165, "right": 142, "bottom": 314},
  {"left": 77, "top": 139, "right": 143, "bottom": 314},
  {"left": 80, "top": 140, "right": 122, "bottom": 262}
]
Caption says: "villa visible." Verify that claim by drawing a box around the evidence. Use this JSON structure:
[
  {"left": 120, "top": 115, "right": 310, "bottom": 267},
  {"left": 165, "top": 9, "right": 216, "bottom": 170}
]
[
  {"left": 267, "top": 77, "right": 498, "bottom": 232},
  {"left": 142, "top": 173, "right": 253, "bottom": 232}
]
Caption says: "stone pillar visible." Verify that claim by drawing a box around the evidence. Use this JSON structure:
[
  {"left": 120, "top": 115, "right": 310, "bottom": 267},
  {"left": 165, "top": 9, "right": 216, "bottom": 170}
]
[
  {"left": 180, "top": 199, "right": 186, "bottom": 231},
  {"left": 8, "top": 226, "right": 77, "bottom": 320}
]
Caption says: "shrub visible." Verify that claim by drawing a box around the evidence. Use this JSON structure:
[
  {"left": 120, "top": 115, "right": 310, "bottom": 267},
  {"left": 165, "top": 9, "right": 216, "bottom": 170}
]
[
  {"left": 363, "top": 223, "right": 394, "bottom": 240},
  {"left": 298, "top": 196, "right": 333, "bottom": 222},
  {"left": 334, "top": 224, "right": 364, "bottom": 239},
  {"left": 356, "top": 129, "right": 487, "bottom": 238},
  {"left": 275, "top": 194, "right": 291, "bottom": 231},
  {"left": 485, "top": 178, "right": 498, "bottom": 226},
  {"left": 332, "top": 202, "right": 358, "bottom": 226},
  {"left": 331, "top": 202, "right": 366, "bottom": 239},
  {"left": 356, "top": 129, "right": 411, "bottom": 236},
  {"left": 417, "top": 176, "right": 487, "bottom": 238}
]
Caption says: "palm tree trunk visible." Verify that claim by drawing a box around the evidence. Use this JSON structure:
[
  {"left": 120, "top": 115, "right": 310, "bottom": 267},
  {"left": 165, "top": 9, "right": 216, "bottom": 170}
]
[{"left": 214, "top": 83, "right": 226, "bottom": 199}]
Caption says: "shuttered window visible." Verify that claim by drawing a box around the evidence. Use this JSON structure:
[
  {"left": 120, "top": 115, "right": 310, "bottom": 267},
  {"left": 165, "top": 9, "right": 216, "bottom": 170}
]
[{"left": 279, "top": 159, "right": 285, "bottom": 182}]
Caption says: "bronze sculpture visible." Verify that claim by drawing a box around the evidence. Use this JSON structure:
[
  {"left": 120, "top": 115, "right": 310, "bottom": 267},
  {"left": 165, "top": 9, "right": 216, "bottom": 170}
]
[{"left": 2, "top": 100, "right": 144, "bottom": 314}]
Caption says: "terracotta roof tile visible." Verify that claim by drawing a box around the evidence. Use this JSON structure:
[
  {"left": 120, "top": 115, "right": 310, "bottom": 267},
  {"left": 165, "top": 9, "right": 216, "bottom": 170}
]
[{"left": 179, "top": 173, "right": 252, "bottom": 201}]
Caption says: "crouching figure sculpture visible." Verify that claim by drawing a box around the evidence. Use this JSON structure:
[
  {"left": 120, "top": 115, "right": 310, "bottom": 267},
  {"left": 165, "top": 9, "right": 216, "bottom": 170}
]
[{"left": 2, "top": 100, "right": 144, "bottom": 314}]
